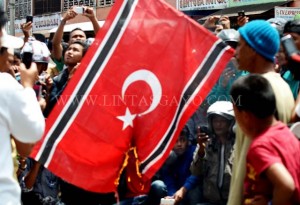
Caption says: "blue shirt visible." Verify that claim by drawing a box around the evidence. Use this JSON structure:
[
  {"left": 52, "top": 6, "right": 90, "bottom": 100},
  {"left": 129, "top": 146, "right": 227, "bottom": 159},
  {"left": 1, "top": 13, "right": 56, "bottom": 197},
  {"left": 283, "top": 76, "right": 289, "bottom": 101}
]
[{"left": 160, "top": 145, "right": 198, "bottom": 195}]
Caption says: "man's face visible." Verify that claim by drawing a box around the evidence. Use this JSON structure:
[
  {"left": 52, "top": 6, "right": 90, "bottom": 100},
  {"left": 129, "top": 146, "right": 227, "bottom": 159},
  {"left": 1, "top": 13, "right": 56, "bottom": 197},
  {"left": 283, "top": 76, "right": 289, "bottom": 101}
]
[
  {"left": 289, "top": 32, "right": 300, "bottom": 50},
  {"left": 13, "top": 55, "right": 21, "bottom": 66},
  {"left": 276, "top": 44, "right": 287, "bottom": 67},
  {"left": 0, "top": 47, "right": 13, "bottom": 73},
  {"left": 235, "top": 37, "right": 255, "bottom": 72},
  {"left": 211, "top": 115, "right": 230, "bottom": 137},
  {"left": 10, "top": 55, "right": 21, "bottom": 74},
  {"left": 64, "top": 43, "right": 84, "bottom": 66},
  {"left": 69, "top": 30, "right": 86, "bottom": 43},
  {"left": 173, "top": 135, "right": 188, "bottom": 156},
  {"left": 233, "top": 105, "right": 251, "bottom": 137}
]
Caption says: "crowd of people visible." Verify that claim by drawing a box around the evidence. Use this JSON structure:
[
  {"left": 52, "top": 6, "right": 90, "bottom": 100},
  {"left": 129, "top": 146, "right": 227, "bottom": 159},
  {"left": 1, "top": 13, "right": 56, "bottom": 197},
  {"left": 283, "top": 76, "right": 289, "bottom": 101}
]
[{"left": 0, "top": 4, "right": 300, "bottom": 205}]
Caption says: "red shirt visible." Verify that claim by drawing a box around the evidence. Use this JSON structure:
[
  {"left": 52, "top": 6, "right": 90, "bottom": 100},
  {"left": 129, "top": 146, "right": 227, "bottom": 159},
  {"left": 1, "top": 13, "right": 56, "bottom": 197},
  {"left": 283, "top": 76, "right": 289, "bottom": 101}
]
[{"left": 244, "top": 122, "right": 300, "bottom": 204}]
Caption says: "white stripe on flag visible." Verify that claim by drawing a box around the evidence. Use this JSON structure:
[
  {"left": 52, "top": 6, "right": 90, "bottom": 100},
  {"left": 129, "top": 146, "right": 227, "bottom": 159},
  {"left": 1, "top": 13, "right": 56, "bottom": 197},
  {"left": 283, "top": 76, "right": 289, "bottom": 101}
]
[
  {"left": 36, "top": 0, "right": 139, "bottom": 164},
  {"left": 141, "top": 40, "right": 231, "bottom": 174}
]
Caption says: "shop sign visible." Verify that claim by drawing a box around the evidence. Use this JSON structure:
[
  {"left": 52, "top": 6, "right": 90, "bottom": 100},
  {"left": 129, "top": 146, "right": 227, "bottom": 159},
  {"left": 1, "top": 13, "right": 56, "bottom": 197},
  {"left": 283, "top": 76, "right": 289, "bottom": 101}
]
[
  {"left": 177, "top": 0, "right": 229, "bottom": 11},
  {"left": 13, "top": 13, "right": 61, "bottom": 34},
  {"left": 32, "top": 13, "right": 61, "bottom": 32},
  {"left": 275, "top": 7, "right": 300, "bottom": 21},
  {"left": 229, "top": 0, "right": 286, "bottom": 7}
]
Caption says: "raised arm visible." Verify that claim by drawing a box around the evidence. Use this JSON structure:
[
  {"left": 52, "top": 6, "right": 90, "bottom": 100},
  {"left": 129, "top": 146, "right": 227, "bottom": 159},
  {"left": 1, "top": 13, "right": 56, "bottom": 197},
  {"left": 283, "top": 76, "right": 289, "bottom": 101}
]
[
  {"left": 190, "top": 126, "right": 209, "bottom": 176},
  {"left": 8, "top": 63, "right": 45, "bottom": 143},
  {"left": 20, "top": 22, "right": 32, "bottom": 47},
  {"left": 83, "top": 6, "right": 101, "bottom": 35},
  {"left": 51, "top": 8, "right": 77, "bottom": 60}
]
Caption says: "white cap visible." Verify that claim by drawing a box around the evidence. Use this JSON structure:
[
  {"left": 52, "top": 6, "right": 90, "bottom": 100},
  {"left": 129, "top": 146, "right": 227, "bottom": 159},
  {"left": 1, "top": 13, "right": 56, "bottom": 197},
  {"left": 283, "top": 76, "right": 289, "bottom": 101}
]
[
  {"left": 1, "top": 29, "right": 24, "bottom": 49},
  {"left": 21, "top": 40, "right": 50, "bottom": 63},
  {"left": 207, "top": 101, "right": 234, "bottom": 119}
]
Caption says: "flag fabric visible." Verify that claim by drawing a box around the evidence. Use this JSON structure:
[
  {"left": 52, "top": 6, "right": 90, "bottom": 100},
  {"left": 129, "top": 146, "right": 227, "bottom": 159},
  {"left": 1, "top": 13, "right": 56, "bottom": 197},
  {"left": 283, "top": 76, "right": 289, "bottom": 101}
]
[{"left": 31, "top": 0, "right": 234, "bottom": 193}]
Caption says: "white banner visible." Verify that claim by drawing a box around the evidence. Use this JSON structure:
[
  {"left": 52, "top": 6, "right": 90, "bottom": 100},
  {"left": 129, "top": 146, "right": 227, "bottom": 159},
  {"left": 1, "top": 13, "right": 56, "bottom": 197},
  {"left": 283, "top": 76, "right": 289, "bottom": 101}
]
[
  {"left": 230, "top": 0, "right": 284, "bottom": 7},
  {"left": 32, "top": 13, "right": 61, "bottom": 32},
  {"left": 12, "top": 13, "right": 61, "bottom": 34},
  {"left": 177, "top": 0, "right": 229, "bottom": 11},
  {"left": 275, "top": 7, "right": 300, "bottom": 21}
]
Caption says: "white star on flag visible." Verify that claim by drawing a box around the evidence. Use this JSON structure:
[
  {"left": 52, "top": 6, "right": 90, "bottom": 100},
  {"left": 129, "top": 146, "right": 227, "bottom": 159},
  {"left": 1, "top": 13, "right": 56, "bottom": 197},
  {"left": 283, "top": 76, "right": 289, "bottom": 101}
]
[{"left": 117, "top": 108, "right": 137, "bottom": 130}]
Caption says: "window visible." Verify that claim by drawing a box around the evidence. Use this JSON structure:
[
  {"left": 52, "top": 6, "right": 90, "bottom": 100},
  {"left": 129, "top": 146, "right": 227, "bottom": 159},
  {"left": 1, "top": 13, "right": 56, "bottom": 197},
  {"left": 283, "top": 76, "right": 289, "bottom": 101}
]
[
  {"left": 97, "top": 0, "right": 115, "bottom": 7},
  {"left": 63, "top": 0, "right": 95, "bottom": 12},
  {"left": 14, "top": 0, "right": 32, "bottom": 19},
  {"left": 34, "top": 0, "right": 61, "bottom": 15}
]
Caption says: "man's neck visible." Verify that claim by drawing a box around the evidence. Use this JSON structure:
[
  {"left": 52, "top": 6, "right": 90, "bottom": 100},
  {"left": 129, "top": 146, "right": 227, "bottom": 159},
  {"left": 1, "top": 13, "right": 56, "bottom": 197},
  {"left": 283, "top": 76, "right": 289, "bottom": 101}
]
[
  {"left": 249, "top": 117, "right": 277, "bottom": 139},
  {"left": 218, "top": 134, "right": 229, "bottom": 144},
  {"left": 251, "top": 58, "right": 276, "bottom": 74},
  {"left": 67, "top": 65, "right": 76, "bottom": 72}
]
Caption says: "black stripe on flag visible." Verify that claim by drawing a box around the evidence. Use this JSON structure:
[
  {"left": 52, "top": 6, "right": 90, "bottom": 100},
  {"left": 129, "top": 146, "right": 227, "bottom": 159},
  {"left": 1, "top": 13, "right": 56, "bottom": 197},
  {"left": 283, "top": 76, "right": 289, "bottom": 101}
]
[
  {"left": 140, "top": 41, "right": 228, "bottom": 172},
  {"left": 39, "top": 0, "right": 136, "bottom": 164}
]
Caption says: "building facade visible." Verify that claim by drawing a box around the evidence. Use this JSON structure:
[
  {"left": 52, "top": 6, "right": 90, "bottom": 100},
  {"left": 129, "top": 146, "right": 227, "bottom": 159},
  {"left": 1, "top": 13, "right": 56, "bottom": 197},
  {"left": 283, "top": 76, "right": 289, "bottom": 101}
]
[
  {"left": 3, "top": 0, "right": 176, "bottom": 36},
  {"left": 5, "top": 0, "right": 295, "bottom": 37},
  {"left": 4, "top": 0, "right": 114, "bottom": 36}
]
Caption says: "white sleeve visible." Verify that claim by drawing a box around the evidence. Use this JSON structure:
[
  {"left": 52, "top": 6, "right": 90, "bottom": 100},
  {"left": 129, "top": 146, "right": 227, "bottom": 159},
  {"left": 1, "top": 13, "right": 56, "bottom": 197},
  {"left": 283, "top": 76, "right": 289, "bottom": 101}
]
[{"left": 7, "top": 83, "right": 45, "bottom": 143}]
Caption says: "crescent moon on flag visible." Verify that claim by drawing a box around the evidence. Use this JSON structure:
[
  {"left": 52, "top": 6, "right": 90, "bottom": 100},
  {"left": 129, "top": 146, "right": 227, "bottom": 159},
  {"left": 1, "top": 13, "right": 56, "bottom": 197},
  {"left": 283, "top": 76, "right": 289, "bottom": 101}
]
[{"left": 121, "top": 69, "right": 162, "bottom": 116}]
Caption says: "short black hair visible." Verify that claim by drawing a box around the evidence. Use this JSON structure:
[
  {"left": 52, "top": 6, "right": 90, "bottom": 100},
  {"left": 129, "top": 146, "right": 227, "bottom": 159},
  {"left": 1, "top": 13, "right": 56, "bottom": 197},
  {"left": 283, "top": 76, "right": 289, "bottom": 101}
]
[
  {"left": 0, "top": 8, "right": 7, "bottom": 28},
  {"left": 230, "top": 74, "right": 276, "bottom": 119},
  {"left": 180, "top": 126, "right": 190, "bottom": 138},
  {"left": 70, "top": 27, "right": 85, "bottom": 34},
  {"left": 283, "top": 20, "right": 300, "bottom": 34},
  {"left": 69, "top": 28, "right": 86, "bottom": 39},
  {"left": 0, "top": 46, "right": 7, "bottom": 55},
  {"left": 68, "top": 40, "right": 88, "bottom": 57}
]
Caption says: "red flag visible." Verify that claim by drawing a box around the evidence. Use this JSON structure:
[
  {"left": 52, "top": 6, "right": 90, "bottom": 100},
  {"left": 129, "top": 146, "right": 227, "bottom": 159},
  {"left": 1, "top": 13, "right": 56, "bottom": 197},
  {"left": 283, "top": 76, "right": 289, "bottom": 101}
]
[{"left": 31, "top": 0, "right": 233, "bottom": 193}]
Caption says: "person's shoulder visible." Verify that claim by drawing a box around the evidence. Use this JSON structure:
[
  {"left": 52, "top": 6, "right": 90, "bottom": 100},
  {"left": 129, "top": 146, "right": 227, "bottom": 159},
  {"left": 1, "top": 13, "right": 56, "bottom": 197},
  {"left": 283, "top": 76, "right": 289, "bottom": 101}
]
[
  {"left": 262, "top": 72, "right": 294, "bottom": 106},
  {"left": 189, "top": 144, "right": 197, "bottom": 152},
  {"left": 252, "top": 122, "right": 294, "bottom": 147},
  {"left": 0, "top": 73, "right": 22, "bottom": 90},
  {"left": 53, "top": 67, "right": 68, "bottom": 82},
  {"left": 262, "top": 72, "right": 287, "bottom": 84},
  {"left": 0, "top": 72, "right": 16, "bottom": 81},
  {"left": 268, "top": 122, "right": 292, "bottom": 137},
  {"left": 262, "top": 72, "right": 292, "bottom": 88}
]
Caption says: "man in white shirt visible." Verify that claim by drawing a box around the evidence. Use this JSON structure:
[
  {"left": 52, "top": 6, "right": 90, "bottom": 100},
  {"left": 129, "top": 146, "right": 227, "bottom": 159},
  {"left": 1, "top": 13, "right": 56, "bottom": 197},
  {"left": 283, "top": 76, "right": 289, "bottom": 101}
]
[{"left": 0, "top": 10, "right": 45, "bottom": 205}]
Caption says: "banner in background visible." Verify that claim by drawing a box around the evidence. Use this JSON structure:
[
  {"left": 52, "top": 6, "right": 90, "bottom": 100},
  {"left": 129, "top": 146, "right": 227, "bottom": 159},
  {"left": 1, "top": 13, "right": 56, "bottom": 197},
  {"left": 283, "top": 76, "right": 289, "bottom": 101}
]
[
  {"left": 230, "top": 0, "right": 286, "bottom": 7},
  {"left": 9, "top": 13, "right": 61, "bottom": 34},
  {"left": 275, "top": 6, "right": 300, "bottom": 21},
  {"left": 178, "top": 0, "right": 229, "bottom": 11},
  {"left": 32, "top": 13, "right": 61, "bottom": 32}
]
